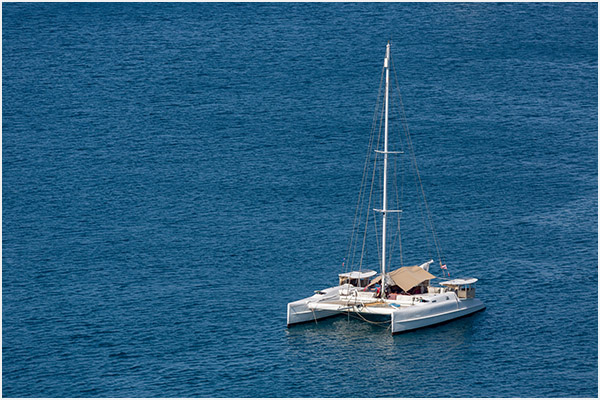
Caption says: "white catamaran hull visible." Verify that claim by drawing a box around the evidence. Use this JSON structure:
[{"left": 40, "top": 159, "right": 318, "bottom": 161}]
[
  {"left": 287, "top": 286, "right": 343, "bottom": 326},
  {"left": 391, "top": 298, "right": 485, "bottom": 334},
  {"left": 288, "top": 288, "right": 485, "bottom": 333}
]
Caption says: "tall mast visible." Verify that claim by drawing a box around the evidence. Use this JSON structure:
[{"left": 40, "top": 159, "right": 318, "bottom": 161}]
[{"left": 381, "top": 42, "right": 391, "bottom": 297}]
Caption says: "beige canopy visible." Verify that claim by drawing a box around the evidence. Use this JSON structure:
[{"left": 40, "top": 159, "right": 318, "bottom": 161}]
[{"left": 370, "top": 265, "right": 436, "bottom": 292}]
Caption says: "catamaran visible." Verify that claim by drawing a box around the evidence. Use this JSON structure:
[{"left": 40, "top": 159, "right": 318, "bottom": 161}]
[{"left": 287, "top": 43, "right": 485, "bottom": 334}]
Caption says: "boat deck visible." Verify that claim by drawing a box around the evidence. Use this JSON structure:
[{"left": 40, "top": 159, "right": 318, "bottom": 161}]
[
  {"left": 321, "top": 299, "right": 390, "bottom": 307},
  {"left": 308, "top": 298, "right": 401, "bottom": 315}
]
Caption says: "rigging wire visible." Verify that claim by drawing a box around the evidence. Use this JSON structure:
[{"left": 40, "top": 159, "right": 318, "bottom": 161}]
[
  {"left": 385, "top": 92, "right": 409, "bottom": 270},
  {"left": 345, "top": 65, "right": 385, "bottom": 273},
  {"left": 387, "top": 153, "right": 403, "bottom": 268},
  {"left": 345, "top": 48, "right": 448, "bottom": 282},
  {"left": 389, "top": 64, "right": 433, "bottom": 262},
  {"left": 395, "top": 165, "right": 404, "bottom": 267},
  {"left": 343, "top": 310, "right": 390, "bottom": 326},
  {"left": 390, "top": 53, "right": 446, "bottom": 268},
  {"left": 359, "top": 102, "right": 384, "bottom": 271}
]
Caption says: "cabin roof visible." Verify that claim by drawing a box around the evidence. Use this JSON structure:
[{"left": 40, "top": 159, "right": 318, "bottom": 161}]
[
  {"left": 440, "top": 278, "right": 478, "bottom": 286},
  {"left": 338, "top": 270, "right": 377, "bottom": 279}
]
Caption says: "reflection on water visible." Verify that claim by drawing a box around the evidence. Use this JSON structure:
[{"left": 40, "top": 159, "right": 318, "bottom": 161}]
[
  {"left": 286, "top": 311, "right": 483, "bottom": 355},
  {"left": 283, "top": 312, "right": 488, "bottom": 396}
]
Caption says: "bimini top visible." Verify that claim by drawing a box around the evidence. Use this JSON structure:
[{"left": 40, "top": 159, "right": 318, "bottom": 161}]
[
  {"left": 371, "top": 266, "right": 436, "bottom": 292},
  {"left": 338, "top": 270, "right": 377, "bottom": 279},
  {"left": 440, "top": 278, "right": 478, "bottom": 286}
]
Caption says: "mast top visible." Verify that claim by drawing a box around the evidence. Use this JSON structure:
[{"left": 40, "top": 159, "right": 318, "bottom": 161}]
[{"left": 384, "top": 42, "right": 390, "bottom": 68}]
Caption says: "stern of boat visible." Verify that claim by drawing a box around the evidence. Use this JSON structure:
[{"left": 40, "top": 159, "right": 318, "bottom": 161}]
[{"left": 287, "top": 286, "right": 343, "bottom": 327}]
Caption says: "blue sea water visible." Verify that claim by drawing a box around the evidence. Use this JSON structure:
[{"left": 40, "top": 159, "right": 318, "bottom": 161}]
[{"left": 2, "top": 3, "right": 597, "bottom": 397}]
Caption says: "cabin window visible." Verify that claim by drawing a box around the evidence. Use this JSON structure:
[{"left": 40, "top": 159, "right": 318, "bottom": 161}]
[
  {"left": 466, "top": 284, "right": 476, "bottom": 298},
  {"left": 456, "top": 284, "right": 476, "bottom": 299}
]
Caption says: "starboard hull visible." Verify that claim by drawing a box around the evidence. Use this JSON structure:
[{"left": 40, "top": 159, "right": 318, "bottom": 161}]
[{"left": 391, "top": 298, "right": 485, "bottom": 334}]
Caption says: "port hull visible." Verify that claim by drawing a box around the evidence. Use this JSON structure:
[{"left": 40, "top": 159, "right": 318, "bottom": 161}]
[{"left": 286, "top": 286, "right": 343, "bottom": 326}]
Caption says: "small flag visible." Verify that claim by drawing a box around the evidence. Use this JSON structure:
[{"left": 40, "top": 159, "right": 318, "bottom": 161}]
[{"left": 440, "top": 264, "right": 447, "bottom": 270}]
